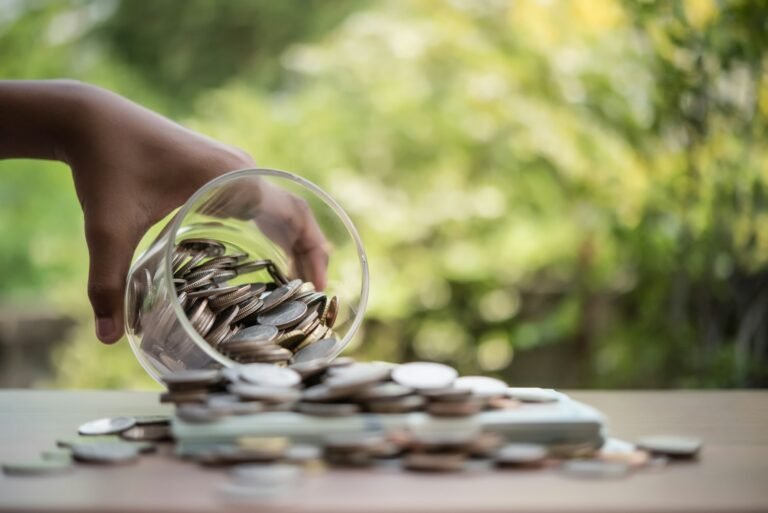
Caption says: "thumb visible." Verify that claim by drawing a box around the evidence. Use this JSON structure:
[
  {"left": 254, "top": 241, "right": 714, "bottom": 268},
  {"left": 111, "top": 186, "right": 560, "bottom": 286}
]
[{"left": 85, "top": 220, "right": 136, "bottom": 344}]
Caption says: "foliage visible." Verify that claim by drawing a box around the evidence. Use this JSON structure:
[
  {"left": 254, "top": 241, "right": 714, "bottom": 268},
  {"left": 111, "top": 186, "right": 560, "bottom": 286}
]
[
  {"left": 0, "top": 0, "right": 766, "bottom": 388},
  {"left": 97, "top": 0, "right": 364, "bottom": 112}
]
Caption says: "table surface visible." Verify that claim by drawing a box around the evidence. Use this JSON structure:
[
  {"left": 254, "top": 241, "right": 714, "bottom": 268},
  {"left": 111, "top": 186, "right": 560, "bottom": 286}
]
[{"left": 0, "top": 390, "right": 766, "bottom": 513}]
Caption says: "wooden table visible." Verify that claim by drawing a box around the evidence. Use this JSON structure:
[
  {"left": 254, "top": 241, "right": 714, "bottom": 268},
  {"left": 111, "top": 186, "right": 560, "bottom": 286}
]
[{"left": 0, "top": 390, "right": 766, "bottom": 513}]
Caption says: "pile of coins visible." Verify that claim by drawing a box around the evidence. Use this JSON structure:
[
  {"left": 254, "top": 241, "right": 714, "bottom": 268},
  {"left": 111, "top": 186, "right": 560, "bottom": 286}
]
[
  {"left": 159, "top": 360, "right": 549, "bottom": 418},
  {"left": 157, "top": 361, "right": 562, "bottom": 469},
  {"left": 153, "top": 360, "right": 700, "bottom": 473},
  {"left": 1, "top": 359, "right": 702, "bottom": 482},
  {"left": 170, "top": 238, "right": 339, "bottom": 365}
]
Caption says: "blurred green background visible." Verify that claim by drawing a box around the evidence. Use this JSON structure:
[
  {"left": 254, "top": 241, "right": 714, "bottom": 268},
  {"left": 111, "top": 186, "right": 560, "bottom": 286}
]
[{"left": 1, "top": 0, "right": 766, "bottom": 389}]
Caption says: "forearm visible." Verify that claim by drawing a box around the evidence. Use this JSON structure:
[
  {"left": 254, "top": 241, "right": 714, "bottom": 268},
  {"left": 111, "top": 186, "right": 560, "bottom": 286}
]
[{"left": 0, "top": 79, "right": 89, "bottom": 162}]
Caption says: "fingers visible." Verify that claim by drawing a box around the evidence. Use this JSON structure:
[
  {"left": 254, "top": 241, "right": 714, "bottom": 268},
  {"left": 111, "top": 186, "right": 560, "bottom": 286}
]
[
  {"left": 84, "top": 218, "right": 138, "bottom": 343},
  {"left": 290, "top": 195, "right": 330, "bottom": 290},
  {"left": 251, "top": 181, "right": 330, "bottom": 290}
]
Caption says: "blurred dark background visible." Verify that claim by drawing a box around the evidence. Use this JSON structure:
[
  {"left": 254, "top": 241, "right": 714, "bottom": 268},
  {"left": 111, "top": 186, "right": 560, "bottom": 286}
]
[{"left": 1, "top": 0, "right": 766, "bottom": 389}]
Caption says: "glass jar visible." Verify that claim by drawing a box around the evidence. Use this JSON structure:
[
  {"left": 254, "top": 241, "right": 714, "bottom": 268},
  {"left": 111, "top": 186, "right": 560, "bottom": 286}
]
[{"left": 124, "top": 168, "right": 369, "bottom": 383}]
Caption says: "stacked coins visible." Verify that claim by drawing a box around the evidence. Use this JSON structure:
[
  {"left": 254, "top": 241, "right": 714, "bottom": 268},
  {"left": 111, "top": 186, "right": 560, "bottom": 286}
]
[
  {"left": 154, "top": 361, "right": 580, "bottom": 471},
  {"left": 160, "top": 360, "right": 509, "bottom": 470},
  {"left": 172, "top": 238, "right": 339, "bottom": 365}
]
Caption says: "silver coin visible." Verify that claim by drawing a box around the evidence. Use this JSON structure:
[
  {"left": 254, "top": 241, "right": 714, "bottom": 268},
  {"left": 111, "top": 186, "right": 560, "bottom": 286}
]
[
  {"left": 453, "top": 376, "right": 508, "bottom": 398},
  {"left": 186, "top": 299, "right": 209, "bottom": 326},
  {"left": 391, "top": 362, "right": 458, "bottom": 390},
  {"left": 175, "top": 252, "right": 207, "bottom": 277},
  {"left": 208, "top": 285, "right": 252, "bottom": 311},
  {"left": 56, "top": 437, "right": 155, "bottom": 454},
  {"left": 176, "top": 404, "right": 226, "bottom": 423},
  {"left": 229, "top": 383, "right": 302, "bottom": 403},
  {"left": 228, "top": 325, "right": 279, "bottom": 345},
  {"left": 180, "top": 270, "right": 215, "bottom": 291},
  {"left": 327, "top": 356, "right": 356, "bottom": 368},
  {"left": 172, "top": 249, "right": 190, "bottom": 270},
  {"left": 301, "top": 292, "right": 328, "bottom": 312},
  {"left": 560, "top": 459, "right": 631, "bottom": 479},
  {"left": 325, "top": 363, "right": 392, "bottom": 392},
  {"left": 221, "top": 366, "right": 241, "bottom": 383},
  {"left": 354, "top": 383, "right": 414, "bottom": 401},
  {"left": 238, "top": 363, "right": 301, "bottom": 388},
  {"left": 296, "top": 402, "right": 360, "bottom": 417},
  {"left": 119, "top": 425, "right": 172, "bottom": 442},
  {"left": 211, "top": 269, "right": 237, "bottom": 284},
  {"left": 301, "top": 384, "right": 354, "bottom": 403},
  {"left": 186, "top": 285, "right": 240, "bottom": 299},
  {"left": 494, "top": 443, "right": 548, "bottom": 466},
  {"left": 260, "top": 279, "right": 302, "bottom": 312},
  {"left": 207, "top": 394, "right": 264, "bottom": 416},
  {"left": 71, "top": 443, "right": 141, "bottom": 464},
  {"left": 192, "top": 255, "right": 238, "bottom": 273},
  {"left": 267, "top": 264, "right": 289, "bottom": 285},
  {"left": 234, "top": 260, "right": 273, "bottom": 274},
  {"left": 293, "top": 282, "right": 317, "bottom": 301},
  {"left": 288, "top": 360, "right": 329, "bottom": 380},
  {"left": 231, "top": 296, "right": 264, "bottom": 323},
  {"left": 365, "top": 394, "right": 426, "bottom": 413},
  {"left": 506, "top": 387, "right": 560, "bottom": 403},
  {"left": 196, "top": 306, "right": 217, "bottom": 336},
  {"left": 257, "top": 301, "right": 308, "bottom": 329},
  {"left": 222, "top": 341, "right": 280, "bottom": 356},
  {"left": 421, "top": 387, "right": 472, "bottom": 401},
  {"left": 160, "top": 390, "right": 210, "bottom": 403},
  {"left": 161, "top": 369, "right": 221, "bottom": 387},
  {"left": 179, "top": 238, "right": 225, "bottom": 256},
  {"left": 232, "top": 348, "right": 293, "bottom": 364},
  {"left": 426, "top": 397, "right": 484, "bottom": 417},
  {"left": 78, "top": 416, "right": 136, "bottom": 436},
  {"left": 248, "top": 282, "right": 268, "bottom": 296},
  {"left": 293, "top": 324, "right": 330, "bottom": 353},
  {"left": 291, "top": 337, "right": 339, "bottom": 364},
  {"left": 205, "top": 305, "right": 240, "bottom": 346},
  {"left": 327, "top": 361, "right": 391, "bottom": 378},
  {"left": 636, "top": 435, "right": 702, "bottom": 458},
  {"left": 2, "top": 459, "right": 73, "bottom": 476},
  {"left": 275, "top": 330, "right": 307, "bottom": 350},
  {"left": 177, "top": 290, "right": 189, "bottom": 308},
  {"left": 294, "top": 310, "right": 319, "bottom": 334}
]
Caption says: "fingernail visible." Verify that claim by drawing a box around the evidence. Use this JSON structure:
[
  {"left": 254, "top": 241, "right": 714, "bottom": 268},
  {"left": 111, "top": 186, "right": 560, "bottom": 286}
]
[{"left": 96, "top": 317, "right": 115, "bottom": 341}]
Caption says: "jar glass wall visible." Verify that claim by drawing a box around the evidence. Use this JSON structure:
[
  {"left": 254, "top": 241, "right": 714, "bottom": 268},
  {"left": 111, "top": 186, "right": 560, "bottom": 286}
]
[{"left": 124, "top": 168, "right": 369, "bottom": 383}]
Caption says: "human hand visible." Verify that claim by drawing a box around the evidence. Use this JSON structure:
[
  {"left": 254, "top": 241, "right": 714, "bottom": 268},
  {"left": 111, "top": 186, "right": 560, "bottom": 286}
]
[{"left": 55, "top": 83, "right": 328, "bottom": 343}]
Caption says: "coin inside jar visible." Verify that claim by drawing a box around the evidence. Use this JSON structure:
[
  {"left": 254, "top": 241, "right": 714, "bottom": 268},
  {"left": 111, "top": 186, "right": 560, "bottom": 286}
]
[
  {"left": 163, "top": 243, "right": 344, "bottom": 366},
  {"left": 256, "top": 301, "right": 308, "bottom": 329}
]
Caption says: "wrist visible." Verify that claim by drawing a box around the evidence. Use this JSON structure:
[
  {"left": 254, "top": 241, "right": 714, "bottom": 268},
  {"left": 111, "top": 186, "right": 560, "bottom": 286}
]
[
  {"left": 0, "top": 79, "right": 100, "bottom": 163},
  {"left": 46, "top": 80, "right": 103, "bottom": 165}
]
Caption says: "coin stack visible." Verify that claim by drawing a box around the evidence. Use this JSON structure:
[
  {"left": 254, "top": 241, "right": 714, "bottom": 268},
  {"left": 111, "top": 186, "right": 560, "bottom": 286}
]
[
  {"left": 171, "top": 238, "right": 339, "bottom": 365},
  {"left": 154, "top": 360, "right": 565, "bottom": 470},
  {"left": 2, "top": 361, "right": 703, "bottom": 480},
  {"left": 159, "top": 360, "right": 561, "bottom": 415},
  {"left": 150, "top": 360, "right": 702, "bottom": 474}
]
